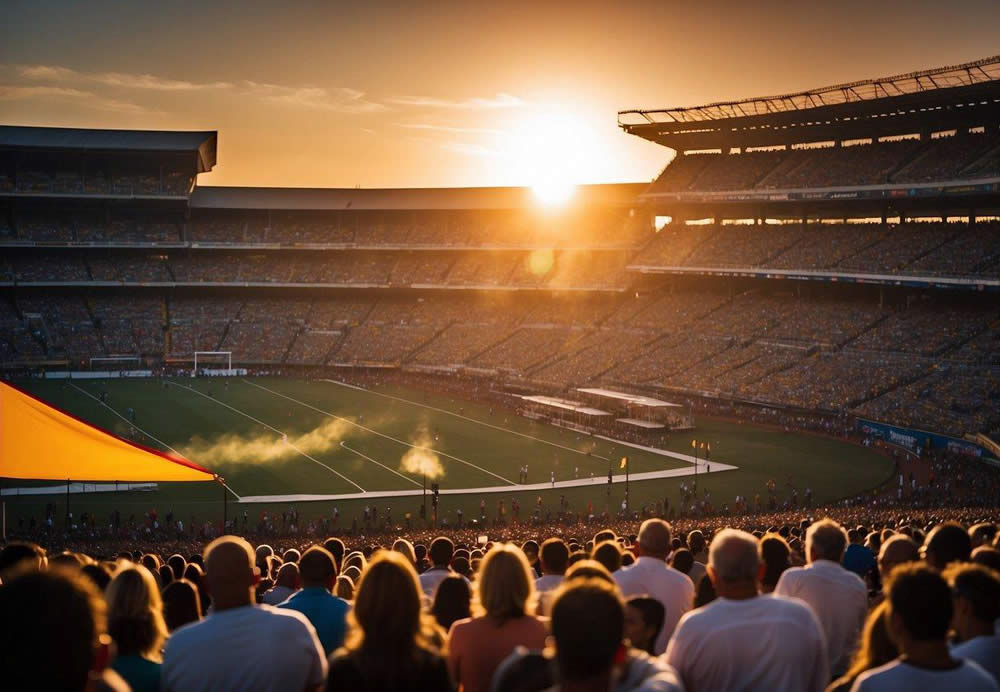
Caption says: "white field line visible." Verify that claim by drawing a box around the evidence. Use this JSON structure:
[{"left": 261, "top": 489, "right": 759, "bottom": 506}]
[
  {"left": 319, "top": 379, "right": 615, "bottom": 463},
  {"left": 242, "top": 378, "right": 517, "bottom": 487},
  {"left": 68, "top": 382, "right": 243, "bottom": 500},
  {"left": 165, "top": 381, "right": 365, "bottom": 493},
  {"left": 237, "top": 462, "right": 739, "bottom": 503},
  {"left": 340, "top": 441, "right": 423, "bottom": 488}
]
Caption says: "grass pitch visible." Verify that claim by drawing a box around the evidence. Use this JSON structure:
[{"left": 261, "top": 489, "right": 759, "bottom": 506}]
[{"left": 2, "top": 377, "right": 894, "bottom": 527}]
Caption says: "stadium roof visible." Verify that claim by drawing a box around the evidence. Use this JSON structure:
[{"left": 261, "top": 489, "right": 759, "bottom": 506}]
[
  {"left": 620, "top": 55, "right": 1000, "bottom": 151},
  {"left": 190, "top": 183, "right": 645, "bottom": 211},
  {"left": 0, "top": 125, "right": 218, "bottom": 173}
]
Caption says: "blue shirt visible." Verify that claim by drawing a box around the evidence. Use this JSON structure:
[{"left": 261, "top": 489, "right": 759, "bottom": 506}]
[
  {"left": 842, "top": 543, "right": 876, "bottom": 578},
  {"left": 111, "top": 654, "right": 161, "bottom": 692},
  {"left": 278, "top": 587, "right": 350, "bottom": 655}
]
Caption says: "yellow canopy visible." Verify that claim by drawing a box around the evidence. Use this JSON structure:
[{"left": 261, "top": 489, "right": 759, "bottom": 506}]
[{"left": 0, "top": 381, "right": 215, "bottom": 482}]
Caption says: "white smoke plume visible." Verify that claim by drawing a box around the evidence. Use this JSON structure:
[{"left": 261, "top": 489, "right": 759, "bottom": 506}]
[
  {"left": 180, "top": 418, "right": 354, "bottom": 465},
  {"left": 399, "top": 426, "right": 445, "bottom": 480}
]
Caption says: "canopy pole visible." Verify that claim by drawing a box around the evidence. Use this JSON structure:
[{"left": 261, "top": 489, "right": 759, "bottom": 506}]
[
  {"left": 221, "top": 477, "right": 228, "bottom": 533},
  {"left": 66, "top": 479, "right": 70, "bottom": 530}
]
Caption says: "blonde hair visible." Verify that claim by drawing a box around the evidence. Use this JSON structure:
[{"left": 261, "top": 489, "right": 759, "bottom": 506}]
[
  {"left": 477, "top": 543, "right": 535, "bottom": 621},
  {"left": 392, "top": 539, "right": 417, "bottom": 566},
  {"left": 346, "top": 551, "right": 423, "bottom": 653},
  {"left": 106, "top": 563, "right": 167, "bottom": 660},
  {"left": 831, "top": 601, "right": 896, "bottom": 690}
]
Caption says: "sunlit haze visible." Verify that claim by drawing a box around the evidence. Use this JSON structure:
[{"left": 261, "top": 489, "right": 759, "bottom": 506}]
[{"left": 3, "top": 0, "right": 999, "bottom": 188}]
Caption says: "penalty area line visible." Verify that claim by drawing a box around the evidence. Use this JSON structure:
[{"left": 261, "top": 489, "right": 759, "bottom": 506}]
[
  {"left": 164, "top": 380, "right": 365, "bottom": 493},
  {"left": 241, "top": 378, "right": 518, "bottom": 487}
]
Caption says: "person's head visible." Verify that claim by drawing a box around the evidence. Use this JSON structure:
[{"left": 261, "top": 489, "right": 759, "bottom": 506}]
[
  {"left": 884, "top": 564, "right": 953, "bottom": 649},
  {"left": 323, "top": 537, "right": 346, "bottom": 569},
  {"left": 158, "top": 563, "right": 174, "bottom": 587},
  {"left": 299, "top": 546, "right": 337, "bottom": 591},
  {"left": 942, "top": 563, "right": 1000, "bottom": 642},
  {"left": 391, "top": 539, "right": 416, "bottom": 566},
  {"left": 971, "top": 546, "right": 1000, "bottom": 572},
  {"left": 167, "top": 554, "right": 187, "bottom": 582},
  {"left": 282, "top": 548, "right": 301, "bottom": 564},
  {"left": 105, "top": 563, "right": 167, "bottom": 659},
  {"left": 204, "top": 536, "right": 259, "bottom": 610},
  {"left": 591, "top": 540, "right": 623, "bottom": 574},
  {"left": 593, "top": 530, "right": 616, "bottom": 545},
  {"left": 0, "top": 567, "right": 108, "bottom": 691},
  {"left": 161, "top": 578, "right": 202, "bottom": 632},
  {"left": 922, "top": 522, "right": 972, "bottom": 570},
  {"left": 274, "top": 561, "right": 300, "bottom": 590},
  {"left": 478, "top": 543, "right": 536, "bottom": 621},
  {"left": 550, "top": 579, "right": 625, "bottom": 685},
  {"left": 334, "top": 575, "right": 355, "bottom": 600},
  {"left": 636, "top": 519, "right": 672, "bottom": 560},
  {"left": 540, "top": 538, "right": 570, "bottom": 577},
  {"left": 878, "top": 534, "right": 920, "bottom": 586},
  {"left": 760, "top": 533, "right": 791, "bottom": 593},
  {"left": 707, "top": 529, "right": 761, "bottom": 597},
  {"left": 840, "top": 600, "right": 897, "bottom": 686},
  {"left": 347, "top": 551, "right": 422, "bottom": 654},
  {"left": 565, "top": 559, "right": 614, "bottom": 584},
  {"left": 624, "top": 596, "right": 665, "bottom": 655},
  {"left": 687, "top": 530, "right": 706, "bottom": 556},
  {"left": 521, "top": 540, "right": 540, "bottom": 565},
  {"left": 431, "top": 574, "right": 473, "bottom": 632},
  {"left": 452, "top": 555, "right": 472, "bottom": 578},
  {"left": 968, "top": 523, "right": 997, "bottom": 549},
  {"left": 694, "top": 573, "right": 717, "bottom": 608},
  {"left": 670, "top": 548, "right": 694, "bottom": 575},
  {"left": 806, "top": 518, "right": 848, "bottom": 563},
  {"left": 81, "top": 563, "right": 113, "bottom": 592},
  {"left": 139, "top": 553, "right": 160, "bottom": 576},
  {"left": 0, "top": 541, "right": 47, "bottom": 580},
  {"left": 429, "top": 536, "right": 454, "bottom": 568}
]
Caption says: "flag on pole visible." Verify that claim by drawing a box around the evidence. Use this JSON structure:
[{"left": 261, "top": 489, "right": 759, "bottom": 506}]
[
  {"left": 620, "top": 456, "right": 628, "bottom": 469},
  {"left": 691, "top": 439, "right": 697, "bottom": 449}
]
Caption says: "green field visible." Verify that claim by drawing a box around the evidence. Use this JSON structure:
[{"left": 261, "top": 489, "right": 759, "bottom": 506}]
[{"left": 2, "top": 377, "right": 894, "bottom": 527}]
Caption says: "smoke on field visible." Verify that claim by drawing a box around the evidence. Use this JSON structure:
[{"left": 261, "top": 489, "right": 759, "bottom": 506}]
[
  {"left": 399, "top": 425, "right": 445, "bottom": 480},
  {"left": 180, "top": 417, "right": 354, "bottom": 465}
]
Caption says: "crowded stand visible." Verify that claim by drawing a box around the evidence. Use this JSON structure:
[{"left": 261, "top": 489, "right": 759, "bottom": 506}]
[{"left": 3, "top": 509, "right": 999, "bottom": 691}]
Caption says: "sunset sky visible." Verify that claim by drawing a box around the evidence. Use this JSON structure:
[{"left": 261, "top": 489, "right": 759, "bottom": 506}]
[{"left": 2, "top": 0, "right": 999, "bottom": 189}]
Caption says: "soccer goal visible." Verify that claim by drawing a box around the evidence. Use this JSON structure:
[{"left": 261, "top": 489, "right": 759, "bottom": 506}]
[{"left": 193, "top": 351, "right": 234, "bottom": 377}]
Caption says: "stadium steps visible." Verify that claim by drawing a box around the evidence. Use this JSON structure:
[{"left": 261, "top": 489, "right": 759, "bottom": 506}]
[
  {"left": 748, "top": 153, "right": 790, "bottom": 189},
  {"left": 756, "top": 154, "right": 807, "bottom": 188},
  {"left": 849, "top": 365, "right": 932, "bottom": 409},
  {"left": 214, "top": 302, "right": 244, "bottom": 351},
  {"left": 887, "top": 140, "right": 934, "bottom": 181},
  {"left": 322, "top": 329, "right": 351, "bottom": 364},
  {"left": 839, "top": 313, "right": 891, "bottom": 350},
  {"left": 896, "top": 226, "right": 966, "bottom": 273},
  {"left": 83, "top": 297, "right": 109, "bottom": 355},
  {"left": 465, "top": 327, "right": 525, "bottom": 365},
  {"left": 832, "top": 227, "right": 891, "bottom": 269},
  {"left": 760, "top": 224, "right": 809, "bottom": 266},
  {"left": 959, "top": 140, "right": 1000, "bottom": 177},
  {"left": 401, "top": 320, "right": 457, "bottom": 364}
]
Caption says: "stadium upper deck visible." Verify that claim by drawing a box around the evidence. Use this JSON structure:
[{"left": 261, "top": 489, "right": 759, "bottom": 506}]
[{"left": 620, "top": 56, "right": 1000, "bottom": 215}]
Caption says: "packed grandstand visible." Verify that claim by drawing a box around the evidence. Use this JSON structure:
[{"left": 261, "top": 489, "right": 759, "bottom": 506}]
[{"left": 3, "top": 59, "right": 1000, "bottom": 448}]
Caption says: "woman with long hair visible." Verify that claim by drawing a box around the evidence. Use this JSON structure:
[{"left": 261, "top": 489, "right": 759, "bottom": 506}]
[
  {"left": 105, "top": 563, "right": 168, "bottom": 692},
  {"left": 826, "top": 601, "right": 897, "bottom": 692},
  {"left": 760, "top": 532, "right": 792, "bottom": 593},
  {"left": 448, "top": 543, "right": 548, "bottom": 692},
  {"left": 161, "top": 578, "right": 202, "bottom": 633},
  {"left": 431, "top": 574, "right": 473, "bottom": 632},
  {"left": 326, "top": 551, "right": 452, "bottom": 692}
]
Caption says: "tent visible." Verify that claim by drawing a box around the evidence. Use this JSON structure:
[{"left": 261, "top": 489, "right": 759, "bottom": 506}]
[{"left": 0, "top": 381, "right": 215, "bottom": 483}]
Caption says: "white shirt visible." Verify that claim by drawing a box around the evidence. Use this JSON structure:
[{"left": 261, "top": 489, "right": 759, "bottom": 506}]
[
  {"left": 614, "top": 556, "right": 694, "bottom": 654},
  {"left": 953, "top": 635, "right": 1000, "bottom": 683},
  {"left": 664, "top": 594, "right": 829, "bottom": 692},
  {"left": 162, "top": 603, "right": 326, "bottom": 692},
  {"left": 687, "top": 561, "right": 706, "bottom": 588},
  {"left": 419, "top": 566, "right": 464, "bottom": 598},
  {"left": 535, "top": 574, "right": 564, "bottom": 616},
  {"left": 774, "top": 559, "right": 867, "bottom": 676},
  {"left": 851, "top": 659, "right": 998, "bottom": 692}
]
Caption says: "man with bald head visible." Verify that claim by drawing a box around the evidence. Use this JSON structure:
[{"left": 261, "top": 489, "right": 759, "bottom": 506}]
[
  {"left": 665, "top": 529, "right": 829, "bottom": 692},
  {"left": 162, "top": 536, "right": 327, "bottom": 692},
  {"left": 613, "top": 518, "right": 694, "bottom": 654},
  {"left": 879, "top": 534, "right": 920, "bottom": 586}
]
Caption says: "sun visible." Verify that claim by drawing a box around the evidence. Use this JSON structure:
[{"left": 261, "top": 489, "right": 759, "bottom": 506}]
[{"left": 532, "top": 178, "right": 575, "bottom": 206}]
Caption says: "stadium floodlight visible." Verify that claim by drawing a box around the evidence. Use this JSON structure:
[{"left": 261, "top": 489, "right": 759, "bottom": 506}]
[{"left": 193, "top": 351, "right": 233, "bottom": 377}]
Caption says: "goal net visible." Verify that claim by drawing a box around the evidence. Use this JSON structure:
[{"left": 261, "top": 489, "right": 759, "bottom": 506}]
[{"left": 193, "top": 351, "right": 235, "bottom": 377}]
